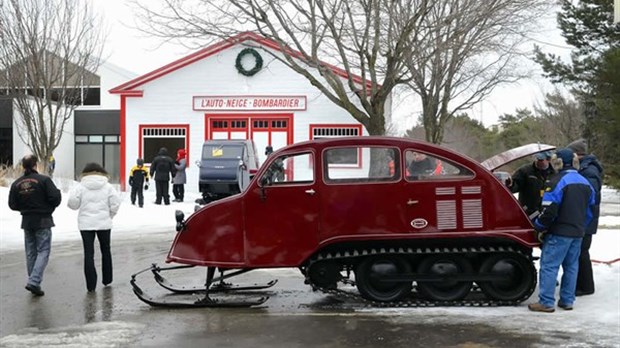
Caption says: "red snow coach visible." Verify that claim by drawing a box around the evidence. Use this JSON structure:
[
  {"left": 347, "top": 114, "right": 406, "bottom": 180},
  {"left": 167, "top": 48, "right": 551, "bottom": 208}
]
[{"left": 131, "top": 137, "right": 555, "bottom": 308}]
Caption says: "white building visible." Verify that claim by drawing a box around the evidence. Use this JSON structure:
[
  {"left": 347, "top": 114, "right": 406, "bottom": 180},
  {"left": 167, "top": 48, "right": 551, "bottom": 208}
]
[
  {"left": 1, "top": 59, "right": 136, "bottom": 180},
  {"left": 110, "top": 32, "right": 391, "bottom": 192}
]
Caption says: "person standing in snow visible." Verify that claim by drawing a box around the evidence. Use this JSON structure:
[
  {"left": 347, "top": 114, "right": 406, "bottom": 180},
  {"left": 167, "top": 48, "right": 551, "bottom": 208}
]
[
  {"left": 172, "top": 149, "right": 186, "bottom": 202},
  {"left": 129, "top": 158, "right": 150, "bottom": 208},
  {"left": 47, "top": 154, "right": 55, "bottom": 178},
  {"left": 505, "top": 151, "right": 556, "bottom": 217},
  {"left": 567, "top": 138, "right": 604, "bottom": 297},
  {"left": 528, "top": 148, "right": 595, "bottom": 313},
  {"left": 8, "top": 155, "right": 62, "bottom": 296},
  {"left": 67, "top": 163, "right": 121, "bottom": 292},
  {"left": 149, "top": 147, "right": 176, "bottom": 205}
]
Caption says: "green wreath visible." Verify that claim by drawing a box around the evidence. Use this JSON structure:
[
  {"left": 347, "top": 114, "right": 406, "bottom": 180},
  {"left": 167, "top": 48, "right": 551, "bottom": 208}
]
[{"left": 235, "top": 48, "right": 263, "bottom": 76}]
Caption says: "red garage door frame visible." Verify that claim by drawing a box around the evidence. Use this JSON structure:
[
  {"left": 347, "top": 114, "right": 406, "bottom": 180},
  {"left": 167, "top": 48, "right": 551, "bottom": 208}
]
[{"left": 204, "top": 114, "right": 294, "bottom": 145}]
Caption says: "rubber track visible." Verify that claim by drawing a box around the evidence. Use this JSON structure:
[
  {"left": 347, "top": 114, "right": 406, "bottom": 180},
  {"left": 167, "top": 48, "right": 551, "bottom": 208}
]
[{"left": 305, "top": 245, "right": 537, "bottom": 308}]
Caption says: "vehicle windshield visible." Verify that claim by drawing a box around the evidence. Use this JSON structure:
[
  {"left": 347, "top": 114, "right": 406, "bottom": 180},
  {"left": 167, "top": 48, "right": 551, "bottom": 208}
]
[{"left": 202, "top": 145, "right": 244, "bottom": 160}]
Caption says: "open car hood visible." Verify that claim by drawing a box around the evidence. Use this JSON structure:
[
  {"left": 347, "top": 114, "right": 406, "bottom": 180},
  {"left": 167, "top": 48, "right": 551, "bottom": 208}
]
[{"left": 481, "top": 143, "right": 556, "bottom": 171}]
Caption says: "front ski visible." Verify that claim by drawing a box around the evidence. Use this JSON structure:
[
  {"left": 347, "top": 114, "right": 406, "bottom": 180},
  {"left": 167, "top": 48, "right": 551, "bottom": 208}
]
[
  {"left": 131, "top": 278, "right": 268, "bottom": 308},
  {"left": 153, "top": 270, "right": 278, "bottom": 294}
]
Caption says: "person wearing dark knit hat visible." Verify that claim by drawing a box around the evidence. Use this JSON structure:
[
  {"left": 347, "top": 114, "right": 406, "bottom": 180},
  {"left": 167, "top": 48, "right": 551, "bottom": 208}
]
[
  {"left": 129, "top": 158, "right": 150, "bottom": 207},
  {"left": 528, "top": 147, "right": 596, "bottom": 313},
  {"left": 149, "top": 147, "right": 177, "bottom": 205},
  {"left": 567, "top": 138, "right": 587, "bottom": 156},
  {"left": 566, "top": 139, "right": 603, "bottom": 297}
]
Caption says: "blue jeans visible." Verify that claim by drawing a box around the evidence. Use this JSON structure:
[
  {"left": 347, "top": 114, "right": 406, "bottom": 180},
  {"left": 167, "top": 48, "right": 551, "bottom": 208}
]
[
  {"left": 538, "top": 234, "right": 582, "bottom": 307},
  {"left": 24, "top": 228, "right": 52, "bottom": 287}
]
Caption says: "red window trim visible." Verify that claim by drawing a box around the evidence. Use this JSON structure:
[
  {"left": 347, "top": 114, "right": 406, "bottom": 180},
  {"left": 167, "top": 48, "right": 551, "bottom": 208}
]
[{"left": 138, "top": 124, "right": 191, "bottom": 167}]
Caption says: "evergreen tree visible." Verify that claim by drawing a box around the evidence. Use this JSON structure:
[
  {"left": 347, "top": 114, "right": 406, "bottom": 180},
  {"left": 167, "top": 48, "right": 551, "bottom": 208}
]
[
  {"left": 534, "top": 0, "right": 619, "bottom": 187},
  {"left": 534, "top": 0, "right": 620, "bottom": 93},
  {"left": 593, "top": 48, "right": 620, "bottom": 187}
]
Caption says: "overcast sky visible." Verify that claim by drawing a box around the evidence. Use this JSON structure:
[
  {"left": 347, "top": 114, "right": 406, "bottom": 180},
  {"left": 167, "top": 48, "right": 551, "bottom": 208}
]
[{"left": 96, "top": 1, "right": 574, "bottom": 132}]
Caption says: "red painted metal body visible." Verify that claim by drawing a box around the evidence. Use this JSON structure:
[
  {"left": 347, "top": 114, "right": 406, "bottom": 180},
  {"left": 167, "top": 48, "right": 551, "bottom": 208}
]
[{"left": 166, "top": 137, "right": 539, "bottom": 268}]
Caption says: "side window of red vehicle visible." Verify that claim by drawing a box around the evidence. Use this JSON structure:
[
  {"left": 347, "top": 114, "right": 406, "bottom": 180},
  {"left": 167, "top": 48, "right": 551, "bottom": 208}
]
[
  {"left": 261, "top": 152, "right": 314, "bottom": 186},
  {"left": 324, "top": 146, "right": 399, "bottom": 183},
  {"left": 404, "top": 150, "right": 473, "bottom": 181}
]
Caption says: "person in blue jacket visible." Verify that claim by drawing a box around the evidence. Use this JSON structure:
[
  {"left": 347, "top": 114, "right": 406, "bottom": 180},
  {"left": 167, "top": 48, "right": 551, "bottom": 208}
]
[
  {"left": 567, "top": 138, "right": 603, "bottom": 296},
  {"left": 528, "top": 148, "right": 595, "bottom": 313}
]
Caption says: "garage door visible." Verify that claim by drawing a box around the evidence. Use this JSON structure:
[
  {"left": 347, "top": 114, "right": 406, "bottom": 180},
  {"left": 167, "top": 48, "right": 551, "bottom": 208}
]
[{"left": 206, "top": 114, "right": 292, "bottom": 165}]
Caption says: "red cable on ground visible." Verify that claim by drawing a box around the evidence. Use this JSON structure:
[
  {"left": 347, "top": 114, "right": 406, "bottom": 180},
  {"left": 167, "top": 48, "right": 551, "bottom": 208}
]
[{"left": 592, "top": 258, "right": 620, "bottom": 265}]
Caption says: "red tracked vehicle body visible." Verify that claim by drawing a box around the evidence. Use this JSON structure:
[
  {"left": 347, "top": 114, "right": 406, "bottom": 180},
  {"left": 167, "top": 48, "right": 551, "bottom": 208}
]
[
  {"left": 167, "top": 137, "right": 539, "bottom": 267},
  {"left": 129, "top": 137, "right": 557, "bottom": 306}
]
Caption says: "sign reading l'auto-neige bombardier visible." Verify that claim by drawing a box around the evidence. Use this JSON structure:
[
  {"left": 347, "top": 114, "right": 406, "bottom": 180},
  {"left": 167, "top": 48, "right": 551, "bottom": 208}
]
[{"left": 193, "top": 96, "right": 307, "bottom": 111}]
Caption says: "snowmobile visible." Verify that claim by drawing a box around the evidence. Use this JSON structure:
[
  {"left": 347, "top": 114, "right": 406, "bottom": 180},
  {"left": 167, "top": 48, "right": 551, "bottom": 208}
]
[{"left": 131, "top": 137, "right": 554, "bottom": 308}]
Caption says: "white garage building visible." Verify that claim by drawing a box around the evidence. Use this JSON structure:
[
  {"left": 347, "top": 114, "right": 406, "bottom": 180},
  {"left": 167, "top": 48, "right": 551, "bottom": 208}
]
[{"left": 110, "top": 32, "right": 391, "bottom": 191}]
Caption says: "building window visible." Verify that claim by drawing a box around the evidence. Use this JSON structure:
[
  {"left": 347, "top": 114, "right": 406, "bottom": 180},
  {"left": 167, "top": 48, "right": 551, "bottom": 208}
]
[
  {"left": 231, "top": 120, "right": 246, "bottom": 128},
  {"left": 271, "top": 120, "right": 287, "bottom": 128},
  {"left": 75, "top": 133, "right": 120, "bottom": 182},
  {"left": 83, "top": 87, "right": 101, "bottom": 106},
  {"left": 310, "top": 125, "right": 362, "bottom": 166},
  {"left": 141, "top": 125, "right": 189, "bottom": 164},
  {"left": 253, "top": 120, "right": 268, "bottom": 129},
  {"left": 213, "top": 121, "right": 228, "bottom": 129}
]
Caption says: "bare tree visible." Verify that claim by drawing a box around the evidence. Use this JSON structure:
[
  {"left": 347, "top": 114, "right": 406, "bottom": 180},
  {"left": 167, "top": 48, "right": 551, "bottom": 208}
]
[
  {"left": 0, "top": 0, "right": 104, "bottom": 173},
  {"left": 405, "top": 0, "right": 549, "bottom": 144},
  {"left": 534, "top": 89, "right": 584, "bottom": 145},
  {"left": 129, "top": 0, "right": 435, "bottom": 136}
]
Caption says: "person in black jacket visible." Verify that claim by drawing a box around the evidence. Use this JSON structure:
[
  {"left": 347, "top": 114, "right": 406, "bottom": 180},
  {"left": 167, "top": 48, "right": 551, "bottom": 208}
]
[
  {"left": 567, "top": 138, "right": 604, "bottom": 296},
  {"left": 506, "top": 151, "right": 556, "bottom": 217},
  {"left": 129, "top": 158, "right": 150, "bottom": 208},
  {"left": 528, "top": 148, "right": 595, "bottom": 313},
  {"left": 8, "top": 154, "right": 62, "bottom": 296},
  {"left": 149, "top": 147, "right": 176, "bottom": 205},
  {"left": 407, "top": 152, "right": 434, "bottom": 178}
]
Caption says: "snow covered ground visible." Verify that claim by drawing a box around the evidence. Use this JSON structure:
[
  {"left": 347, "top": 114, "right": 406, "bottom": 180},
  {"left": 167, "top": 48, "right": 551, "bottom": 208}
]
[{"left": 0, "top": 181, "right": 619, "bottom": 347}]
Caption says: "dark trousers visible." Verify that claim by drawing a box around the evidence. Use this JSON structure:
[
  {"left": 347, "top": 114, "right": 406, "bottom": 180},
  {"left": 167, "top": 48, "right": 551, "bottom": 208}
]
[
  {"left": 155, "top": 180, "right": 170, "bottom": 204},
  {"left": 576, "top": 234, "right": 594, "bottom": 293},
  {"left": 130, "top": 185, "right": 144, "bottom": 206},
  {"left": 80, "top": 230, "right": 112, "bottom": 291},
  {"left": 172, "top": 184, "right": 184, "bottom": 201}
]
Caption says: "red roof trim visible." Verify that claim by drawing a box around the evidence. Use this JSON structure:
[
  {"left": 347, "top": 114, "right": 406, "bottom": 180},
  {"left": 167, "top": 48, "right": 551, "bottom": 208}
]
[
  {"left": 109, "top": 32, "right": 373, "bottom": 94},
  {"left": 115, "top": 90, "right": 143, "bottom": 97}
]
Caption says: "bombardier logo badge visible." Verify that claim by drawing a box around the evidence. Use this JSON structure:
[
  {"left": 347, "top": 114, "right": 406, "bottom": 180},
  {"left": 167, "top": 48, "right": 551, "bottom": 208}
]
[{"left": 410, "top": 218, "right": 428, "bottom": 229}]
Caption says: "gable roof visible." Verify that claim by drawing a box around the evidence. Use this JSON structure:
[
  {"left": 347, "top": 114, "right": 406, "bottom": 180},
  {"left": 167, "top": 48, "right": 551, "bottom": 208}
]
[{"left": 109, "top": 31, "right": 372, "bottom": 95}]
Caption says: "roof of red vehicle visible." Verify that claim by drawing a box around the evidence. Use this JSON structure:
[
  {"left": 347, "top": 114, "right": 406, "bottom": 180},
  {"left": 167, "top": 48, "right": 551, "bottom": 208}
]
[
  {"left": 109, "top": 32, "right": 373, "bottom": 95},
  {"left": 277, "top": 136, "right": 481, "bottom": 165},
  {"left": 276, "top": 137, "right": 557, "bottom": 172}
]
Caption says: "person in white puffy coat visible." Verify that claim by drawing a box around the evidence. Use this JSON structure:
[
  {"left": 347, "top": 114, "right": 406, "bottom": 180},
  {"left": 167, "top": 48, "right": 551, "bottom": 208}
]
[{"left": 67, "top": 163, "right": 121, "bottom": 292}]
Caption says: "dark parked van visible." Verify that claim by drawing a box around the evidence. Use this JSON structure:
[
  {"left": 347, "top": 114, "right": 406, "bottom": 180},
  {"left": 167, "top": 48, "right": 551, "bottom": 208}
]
[{"left": 197, "top": 139, "right": 260, "bottom": 202}]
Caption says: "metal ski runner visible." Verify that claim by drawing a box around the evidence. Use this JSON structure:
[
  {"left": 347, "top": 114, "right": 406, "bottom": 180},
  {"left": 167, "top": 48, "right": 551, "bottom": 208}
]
[
  {"left": 131, "top": 264, "right": 271, "bottom": 308},
  {"left": 153, "top": 269, "right": 278, "bottom": 294},
  {"left": 131, "top": 282, "right": 268, "bottom": 308}
]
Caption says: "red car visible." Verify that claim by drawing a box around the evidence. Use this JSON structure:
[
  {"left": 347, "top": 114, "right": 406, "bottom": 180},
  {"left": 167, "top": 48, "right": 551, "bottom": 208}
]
[{"left": 131, "top": 137, "right": 554, "bottom": 308}]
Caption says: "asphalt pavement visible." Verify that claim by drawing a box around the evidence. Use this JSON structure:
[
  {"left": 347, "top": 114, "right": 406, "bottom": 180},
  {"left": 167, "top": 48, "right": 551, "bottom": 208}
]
[{"left": 0, "top": 235, "right": 544, "bottom": 347}]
